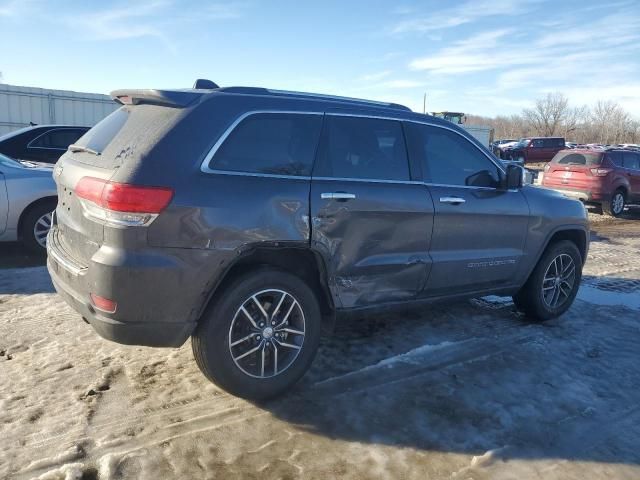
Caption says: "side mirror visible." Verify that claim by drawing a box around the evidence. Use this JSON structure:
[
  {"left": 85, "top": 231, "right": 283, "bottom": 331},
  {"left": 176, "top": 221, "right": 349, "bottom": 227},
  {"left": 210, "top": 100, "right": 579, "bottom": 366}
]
[{"left": 505, "top": 164, "right": 524, "bottom": 189}]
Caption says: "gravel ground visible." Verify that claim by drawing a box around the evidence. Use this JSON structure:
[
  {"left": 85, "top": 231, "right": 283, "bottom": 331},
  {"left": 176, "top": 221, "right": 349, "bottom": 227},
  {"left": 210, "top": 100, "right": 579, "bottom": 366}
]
[{"left": 1, "top": 209, "right": 639, "bottom": 480}]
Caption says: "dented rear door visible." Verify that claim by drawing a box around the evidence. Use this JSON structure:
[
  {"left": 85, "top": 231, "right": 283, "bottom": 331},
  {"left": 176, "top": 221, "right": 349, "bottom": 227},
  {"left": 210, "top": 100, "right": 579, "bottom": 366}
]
[{"left": 310, "top": 114, "right": 434, "bottom": 308}]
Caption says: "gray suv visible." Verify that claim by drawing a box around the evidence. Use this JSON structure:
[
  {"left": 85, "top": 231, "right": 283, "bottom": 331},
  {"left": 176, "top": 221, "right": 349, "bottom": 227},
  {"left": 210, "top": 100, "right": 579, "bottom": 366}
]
[{"left": 47, "top": 84, "right": 589, "bottom": 400}]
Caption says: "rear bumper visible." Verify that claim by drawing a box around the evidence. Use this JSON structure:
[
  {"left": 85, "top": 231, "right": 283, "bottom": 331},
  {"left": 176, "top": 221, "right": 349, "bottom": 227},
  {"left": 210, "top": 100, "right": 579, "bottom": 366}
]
[
  {"left": 542, "top": 186, "right": 607, "bottom": 203},
  {"left": 46, "top": 228, "right": 221, "bottom": 348},
  {"left": 48, "top": 268, "right": 194, "bottom": 347}
]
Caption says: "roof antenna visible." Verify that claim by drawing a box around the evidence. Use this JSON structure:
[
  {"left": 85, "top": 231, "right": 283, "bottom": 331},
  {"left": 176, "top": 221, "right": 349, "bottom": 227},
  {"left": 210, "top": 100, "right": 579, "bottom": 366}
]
[{"left": 193, "top": 79, "right": 219, "bottom": 89}]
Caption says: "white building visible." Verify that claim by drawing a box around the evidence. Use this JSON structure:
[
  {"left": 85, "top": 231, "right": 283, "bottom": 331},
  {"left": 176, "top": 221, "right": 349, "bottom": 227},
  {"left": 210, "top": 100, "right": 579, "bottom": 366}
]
[{"left": 0, "top": 83, "right": 118, "bottom": 136}]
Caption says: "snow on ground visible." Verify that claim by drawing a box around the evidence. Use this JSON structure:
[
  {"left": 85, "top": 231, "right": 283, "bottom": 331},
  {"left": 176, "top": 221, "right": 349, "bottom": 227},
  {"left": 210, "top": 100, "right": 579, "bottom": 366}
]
[{"left": 1, "top": 216, "right": 640, "bottom": 479}]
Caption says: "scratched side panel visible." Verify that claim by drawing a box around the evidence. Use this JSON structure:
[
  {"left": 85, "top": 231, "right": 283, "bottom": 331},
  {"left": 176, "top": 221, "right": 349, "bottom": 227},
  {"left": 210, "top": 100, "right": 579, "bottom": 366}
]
[{"left": 149, "top": 174, "right": 311, "bottom": 250}]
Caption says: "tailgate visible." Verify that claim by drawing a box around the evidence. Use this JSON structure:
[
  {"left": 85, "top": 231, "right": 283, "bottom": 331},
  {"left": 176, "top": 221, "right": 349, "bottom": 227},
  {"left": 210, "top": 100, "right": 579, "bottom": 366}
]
[
  {"left": 52, "top": 156, "right": 113, "bottom": 266},
  {"left": 545, "top": 165, "right": 593, "bottom": 189}
]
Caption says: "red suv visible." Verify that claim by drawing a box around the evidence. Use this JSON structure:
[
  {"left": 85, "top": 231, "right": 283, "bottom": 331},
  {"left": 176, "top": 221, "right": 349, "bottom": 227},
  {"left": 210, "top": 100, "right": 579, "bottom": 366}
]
[
  {"left": 542, "top": 149, "right": 640, "bottom": 216},
  {"left": 505, "top": 137, "right": 565, "bottom": 163}
]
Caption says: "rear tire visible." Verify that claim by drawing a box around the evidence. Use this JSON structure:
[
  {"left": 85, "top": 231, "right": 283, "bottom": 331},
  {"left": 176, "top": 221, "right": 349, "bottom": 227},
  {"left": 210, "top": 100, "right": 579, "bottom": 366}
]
[
  {"left": 602, "top": 189, "right": 625, "bottom": 217},
  {"left": 20, "top": 201, "right": 56, "bottom": 253},
  {"left": 513, "top": 240, "right": 582, "bottom": 321},
  {"left": 192, "top": 268, "right": 322, "bottom": 400}
]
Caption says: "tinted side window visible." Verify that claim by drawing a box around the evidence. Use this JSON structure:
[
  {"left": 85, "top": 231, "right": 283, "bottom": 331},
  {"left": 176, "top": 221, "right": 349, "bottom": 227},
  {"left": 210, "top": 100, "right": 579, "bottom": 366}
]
[
  {"left": 30, "top": 129, "right": 86, "bottom": 149},
  {"left": 406, "top": 123, "right": 500, "bottom": 188},
  {"left": 608, "top": 151, "right": 623, "bottom": 167},
  {"left": 315, "top": 116, "right": 410, "bottom": 181},
  {"left": 532, "top": 139, "right": 544, "bottom": 148},
  {"left": 211, "top": 113, "right": 322, "bottom": 176},
  {"left": 623, "top": 152, "right": 640, "bottom": 170}
]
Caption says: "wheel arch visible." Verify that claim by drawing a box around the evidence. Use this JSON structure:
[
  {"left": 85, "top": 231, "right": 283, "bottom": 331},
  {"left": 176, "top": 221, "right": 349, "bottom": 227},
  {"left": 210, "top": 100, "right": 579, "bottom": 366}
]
[
  {"left": 17, "top": 196, "right": 57, "bottom": 240},
  {"left": 538, "top": 226, "right": 588, "bottom": 268},
  {"left": 613, "top": 184, "right": 628, "bottom": 197},
  {"left": 197, "top": 244, "right": 336, "bottom": 335}
]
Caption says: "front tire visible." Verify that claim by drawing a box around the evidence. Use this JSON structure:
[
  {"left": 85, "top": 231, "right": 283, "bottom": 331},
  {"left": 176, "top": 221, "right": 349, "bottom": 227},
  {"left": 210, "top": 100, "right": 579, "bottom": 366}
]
[
  {"left": 513, "top": 240, "right": 582, "bottom": 321},
  {"left": 192, "top": 268, "right": 322, "bottom": 400}
]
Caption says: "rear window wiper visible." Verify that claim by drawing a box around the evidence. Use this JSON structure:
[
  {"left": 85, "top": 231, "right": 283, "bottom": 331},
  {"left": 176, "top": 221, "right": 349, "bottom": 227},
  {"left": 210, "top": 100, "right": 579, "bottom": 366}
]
[{"left": 68, "top": 144, "right": 101, "bottom": 156}]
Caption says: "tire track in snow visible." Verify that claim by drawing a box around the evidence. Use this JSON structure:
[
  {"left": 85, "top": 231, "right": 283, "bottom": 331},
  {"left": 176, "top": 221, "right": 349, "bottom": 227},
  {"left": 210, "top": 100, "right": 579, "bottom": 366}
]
[
  {"left": 309, "top": 328, "right": 539, "bottom": 397},
  {"left": 20, "top": 321, "right": 537, "bottom": 452}
]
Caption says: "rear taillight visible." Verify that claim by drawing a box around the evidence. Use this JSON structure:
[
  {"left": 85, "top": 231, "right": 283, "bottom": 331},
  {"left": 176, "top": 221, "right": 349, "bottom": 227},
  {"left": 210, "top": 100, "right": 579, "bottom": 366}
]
[
  {"left": 75, "top": 176, "right": 173, "bottom": 227},
  {"left": 590, "top": 168, "right": 612, "bottom": 177}
]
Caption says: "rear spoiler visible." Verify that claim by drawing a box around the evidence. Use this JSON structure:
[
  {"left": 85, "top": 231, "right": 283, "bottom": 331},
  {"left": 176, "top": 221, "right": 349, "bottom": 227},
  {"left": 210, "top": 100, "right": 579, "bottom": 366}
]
[{"left": 110, "top": 89, "right": 205, "bottom": 108}]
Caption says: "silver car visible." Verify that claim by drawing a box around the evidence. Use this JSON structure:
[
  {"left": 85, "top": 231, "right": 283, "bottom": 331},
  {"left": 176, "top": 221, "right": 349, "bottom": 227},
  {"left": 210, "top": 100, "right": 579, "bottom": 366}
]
[{"left": 0, "top": 153, "right": 56, "bottom": 251}]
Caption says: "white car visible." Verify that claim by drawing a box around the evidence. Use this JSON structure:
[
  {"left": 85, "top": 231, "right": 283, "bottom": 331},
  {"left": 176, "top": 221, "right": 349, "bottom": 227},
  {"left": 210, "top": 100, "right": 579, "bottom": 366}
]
[{"left": 0, "top": 153, "right": 57, "bottom": 251}]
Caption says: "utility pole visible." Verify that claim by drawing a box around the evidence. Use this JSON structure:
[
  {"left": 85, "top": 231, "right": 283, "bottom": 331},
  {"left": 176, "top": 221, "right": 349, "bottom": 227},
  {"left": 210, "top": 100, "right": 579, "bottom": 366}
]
[{"left": 423, "top": 92, "right": 426, "bottom": 114}]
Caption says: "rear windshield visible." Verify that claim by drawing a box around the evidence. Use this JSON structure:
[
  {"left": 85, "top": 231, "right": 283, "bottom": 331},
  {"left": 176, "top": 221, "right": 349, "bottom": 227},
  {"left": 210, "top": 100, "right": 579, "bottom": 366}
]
[
  {"left": 72, "top": 108, "right": 129, "bottom": 155},
  {"left": 68, "top": 105, "right": 181, "bottom": 168},
  {"left": 552, "top": 151, "right": 603, "bottom": 166}
]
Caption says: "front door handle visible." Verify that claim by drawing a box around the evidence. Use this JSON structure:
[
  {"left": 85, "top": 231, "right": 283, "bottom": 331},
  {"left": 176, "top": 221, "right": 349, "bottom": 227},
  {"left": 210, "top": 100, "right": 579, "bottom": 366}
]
[
  {"left": 321, "top": 192, "right": 356, "bottom": 200},
  {"left": 439, "top": 196, "right": 466, "bottom": 204}
]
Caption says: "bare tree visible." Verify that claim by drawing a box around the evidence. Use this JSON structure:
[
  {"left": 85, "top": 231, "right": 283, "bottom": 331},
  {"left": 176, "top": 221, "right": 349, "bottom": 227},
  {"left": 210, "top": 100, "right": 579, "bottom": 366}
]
[
  {"left": 522, "top": 92, "right": 572, "bottom": 137},
  {"left": 464, "top": 94, "right": 638, "bottom": 145}
]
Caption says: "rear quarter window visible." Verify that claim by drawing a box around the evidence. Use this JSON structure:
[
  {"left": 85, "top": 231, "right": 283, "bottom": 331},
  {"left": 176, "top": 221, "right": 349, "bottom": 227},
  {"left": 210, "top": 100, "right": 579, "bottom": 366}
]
[{"left": 209, "top": 113, "right": 323, "bottom": 176}]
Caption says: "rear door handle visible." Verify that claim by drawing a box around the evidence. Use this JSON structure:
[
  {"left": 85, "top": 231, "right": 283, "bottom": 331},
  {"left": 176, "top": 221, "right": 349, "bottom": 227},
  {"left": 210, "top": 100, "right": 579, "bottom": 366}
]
[
  {"left": 321, "top": 192, "right": 356, "bottom": 200},
  {"left": 439, "top": 196, "right": 466, "bottom": 204}
]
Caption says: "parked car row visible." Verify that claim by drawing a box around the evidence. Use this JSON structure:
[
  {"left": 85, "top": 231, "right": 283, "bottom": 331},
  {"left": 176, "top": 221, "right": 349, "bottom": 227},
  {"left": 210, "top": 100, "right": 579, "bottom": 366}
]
[
  {"left": 565, "top": 143, "right": 640, "bottom": 151},
  {"left": 493, "top": 137, "right": 640, "bottom": 162},
  {"left": 0, "top": 124, "right": 89, "bottom": 251}
]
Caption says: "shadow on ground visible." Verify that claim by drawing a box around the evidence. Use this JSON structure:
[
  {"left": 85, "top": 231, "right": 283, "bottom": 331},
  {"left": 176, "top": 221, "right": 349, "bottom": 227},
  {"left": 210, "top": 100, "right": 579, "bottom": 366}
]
[
  {"left": 256, "top": 295, "right": 640, "bottom": 471},
  {"left": 0, "top": 243, "right": 53, "bottom": 293},
  {"left": 0, "top": 242, "right": 47, "bottom": 269}
]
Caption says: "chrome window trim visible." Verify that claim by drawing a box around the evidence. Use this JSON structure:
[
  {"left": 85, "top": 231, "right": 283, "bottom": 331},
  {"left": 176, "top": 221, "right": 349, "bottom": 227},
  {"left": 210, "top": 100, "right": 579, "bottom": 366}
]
[
  {"left": 324, "top": 112, "right": 506, "bottom": 175},
  {"left": 202, "top": 169, "right": 311, "bottom": 181},
  {"left": 199, "top": 109, "right": 507, "bottom": 187},
  {"left": 312, "top": 176, "right": 421, "bottom": 186},
  {"left": 200, "top": 110, "right": 323, "bottom": 175},
  {"left": 26, "top": 127, "right": 86, "bottom": 150}
]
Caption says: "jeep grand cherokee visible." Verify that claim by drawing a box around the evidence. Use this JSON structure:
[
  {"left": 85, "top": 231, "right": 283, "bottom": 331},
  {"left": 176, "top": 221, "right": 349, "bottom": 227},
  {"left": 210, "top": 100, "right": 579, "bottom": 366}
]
[{"left": 47, "top": 83, "right": 589, "bottom": 400}]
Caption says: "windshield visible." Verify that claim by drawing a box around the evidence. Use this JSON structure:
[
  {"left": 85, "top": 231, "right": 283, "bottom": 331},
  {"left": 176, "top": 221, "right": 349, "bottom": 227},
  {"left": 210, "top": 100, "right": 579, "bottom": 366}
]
[{"left": 552, "top": 151, "right": 603, "bottom": 166}]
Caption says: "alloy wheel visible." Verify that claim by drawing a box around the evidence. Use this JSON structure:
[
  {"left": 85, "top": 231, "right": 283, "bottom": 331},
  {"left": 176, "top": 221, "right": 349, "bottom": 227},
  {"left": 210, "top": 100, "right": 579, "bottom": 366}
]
[
  {"left": 33, "top": 212, "right": 53, "bottom": 248},
  {"left": 228, "top": 289, "right": 305, "bottom": 379},
  {"left": 541, "top": 253, "right": 576, "bottom": 309},
  {"left": 612, "top": 193, "right": 624, "bottom": 215}
]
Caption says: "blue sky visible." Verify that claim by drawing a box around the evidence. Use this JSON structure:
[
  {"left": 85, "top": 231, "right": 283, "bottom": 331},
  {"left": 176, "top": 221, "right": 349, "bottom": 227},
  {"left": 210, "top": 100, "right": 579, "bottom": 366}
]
[{"left": 1, "top": 0, "right": 639, "bottom": 116}]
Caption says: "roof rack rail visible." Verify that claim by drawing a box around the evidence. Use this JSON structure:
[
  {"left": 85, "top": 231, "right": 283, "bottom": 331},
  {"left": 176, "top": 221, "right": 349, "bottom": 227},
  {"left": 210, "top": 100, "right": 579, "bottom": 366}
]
[{"left": 216, "top": 86, "right": 411, "bottom": 111}]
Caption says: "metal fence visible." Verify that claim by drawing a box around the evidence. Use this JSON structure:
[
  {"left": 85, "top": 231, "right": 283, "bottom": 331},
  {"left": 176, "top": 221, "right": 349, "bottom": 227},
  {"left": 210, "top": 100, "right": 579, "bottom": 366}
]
[{"left": 0, "top": 83, "right": 118, "bottom": 136}]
